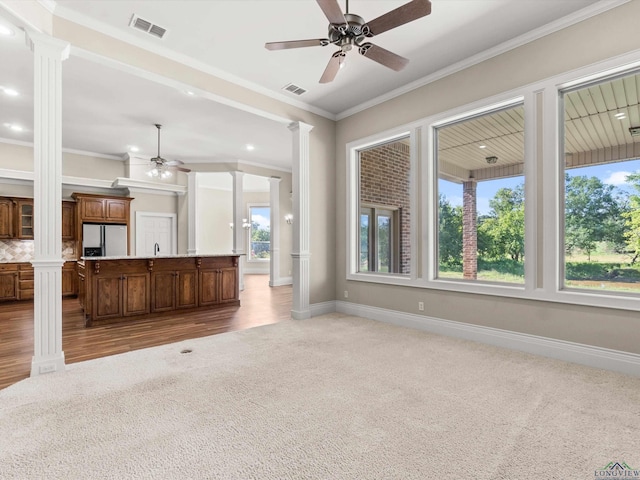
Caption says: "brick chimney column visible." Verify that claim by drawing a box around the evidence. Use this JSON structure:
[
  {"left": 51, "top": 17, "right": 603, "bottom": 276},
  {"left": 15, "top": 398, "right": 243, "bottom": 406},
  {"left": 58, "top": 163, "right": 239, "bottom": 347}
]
[{"left": 462, "top": 180, "right": 477, "bottom": 280}]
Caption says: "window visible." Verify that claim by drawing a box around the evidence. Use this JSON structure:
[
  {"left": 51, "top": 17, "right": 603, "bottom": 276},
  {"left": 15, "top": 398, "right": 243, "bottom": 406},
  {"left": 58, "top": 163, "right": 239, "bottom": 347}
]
[
  {"left": 360, "top": 206, "right": 399, "bottom": 273},
  {"left": 436, "top": 104, "right": 525, "bottom": 284},
  {"left": 561, "top": 71, "right": 640, "bottom": 295},
  {"left": 248, "top": 205, "right": 270, "bottom": 261},
  {"left": 357, "top": 135, "right": 411, "bottom": 275}
]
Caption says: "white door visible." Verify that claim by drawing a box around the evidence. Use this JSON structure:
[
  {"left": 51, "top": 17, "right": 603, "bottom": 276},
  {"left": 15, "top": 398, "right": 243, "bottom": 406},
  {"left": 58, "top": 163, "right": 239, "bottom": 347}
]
[{"left": 136, "top": 213, "right": 176, "bottom": 256}]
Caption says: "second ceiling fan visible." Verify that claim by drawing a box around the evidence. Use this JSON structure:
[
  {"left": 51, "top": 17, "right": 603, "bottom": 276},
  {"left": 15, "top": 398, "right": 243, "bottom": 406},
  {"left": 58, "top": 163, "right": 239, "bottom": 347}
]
[{"left": 265, "top": 0, "right": 432, "bottom": 83}]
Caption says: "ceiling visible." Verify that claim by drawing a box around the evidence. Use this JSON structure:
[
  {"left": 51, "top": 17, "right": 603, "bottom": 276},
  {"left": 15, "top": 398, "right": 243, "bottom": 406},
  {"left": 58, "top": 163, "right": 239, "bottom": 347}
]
[{"left": 0, "top": 0, "right": 616, "bottom": 173}]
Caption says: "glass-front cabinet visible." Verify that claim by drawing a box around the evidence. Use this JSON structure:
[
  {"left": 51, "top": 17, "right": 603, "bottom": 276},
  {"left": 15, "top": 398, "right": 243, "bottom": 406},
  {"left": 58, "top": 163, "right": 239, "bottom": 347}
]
[{"left": 16, "top": 199, "right": 33, "bottom": 239}]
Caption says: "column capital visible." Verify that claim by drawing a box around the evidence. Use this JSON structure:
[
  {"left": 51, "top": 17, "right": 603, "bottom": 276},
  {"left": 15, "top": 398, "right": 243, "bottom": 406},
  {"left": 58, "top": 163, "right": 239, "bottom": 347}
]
[
  {"left": 288, "top": 121, "right": 314, "bottom": 134},
  {"left": 26, "top": 31, "right": 70, "bottom": 60},
  {"left": 229, "top": 170, "right": 244, "bottom": 179}
]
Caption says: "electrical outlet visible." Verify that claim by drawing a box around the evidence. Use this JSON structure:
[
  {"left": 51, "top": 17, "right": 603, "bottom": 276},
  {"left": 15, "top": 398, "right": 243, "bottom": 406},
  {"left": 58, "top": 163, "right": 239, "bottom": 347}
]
[
  {"left": 418, "top": 301, "right": 424, "bottom": 311},
  {"left": 344, "top": 290, "right": 349, "bottom": 298}
]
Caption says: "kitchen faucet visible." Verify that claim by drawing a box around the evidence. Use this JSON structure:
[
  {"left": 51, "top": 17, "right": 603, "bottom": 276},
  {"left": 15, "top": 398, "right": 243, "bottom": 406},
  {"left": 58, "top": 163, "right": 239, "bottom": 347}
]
[{"left": 154, "top": 242, "right": 160, "bottom": 256}]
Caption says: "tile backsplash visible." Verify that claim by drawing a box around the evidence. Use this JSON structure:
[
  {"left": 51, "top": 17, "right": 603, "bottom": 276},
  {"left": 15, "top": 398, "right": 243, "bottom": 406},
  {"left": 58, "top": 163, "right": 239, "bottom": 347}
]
[{"left": 0, "top": 239, "right": 76, "bottom": 262}]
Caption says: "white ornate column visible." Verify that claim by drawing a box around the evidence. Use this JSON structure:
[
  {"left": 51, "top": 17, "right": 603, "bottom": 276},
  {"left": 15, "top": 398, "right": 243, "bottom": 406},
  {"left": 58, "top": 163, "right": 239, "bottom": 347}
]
[
  {"left": 230, "top": 171, "right": 245, "bottom": 291},
  {"left": 27, "top": 31, "right": 70, "bottom": 377},
  {"left": 187, "top": 172, "right": 199, "bottom": 255},
  {"left": 289, "top": 122, "right": 313, "bottom": 320},
  {"left": 268, "top": 176, "right": 281, "bottom": 287}
]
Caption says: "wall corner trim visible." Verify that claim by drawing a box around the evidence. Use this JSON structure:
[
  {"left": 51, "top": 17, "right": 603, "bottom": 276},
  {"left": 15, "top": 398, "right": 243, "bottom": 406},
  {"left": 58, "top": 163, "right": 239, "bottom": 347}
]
[{"left": 334, "top": 301, "right": 640, "bottom": 378}]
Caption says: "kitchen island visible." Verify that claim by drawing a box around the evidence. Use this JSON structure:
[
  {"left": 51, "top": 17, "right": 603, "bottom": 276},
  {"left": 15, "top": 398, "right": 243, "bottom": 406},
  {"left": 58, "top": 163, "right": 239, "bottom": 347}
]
[{"left": 78, "top": 254, "right": 240, "bottom": 326}]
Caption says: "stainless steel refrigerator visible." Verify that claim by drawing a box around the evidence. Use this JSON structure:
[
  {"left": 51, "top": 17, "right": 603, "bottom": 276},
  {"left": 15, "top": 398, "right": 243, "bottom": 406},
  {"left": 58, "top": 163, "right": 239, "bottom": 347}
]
[{"left": 82, "top": 224, "right": 128, "bottom": 257}]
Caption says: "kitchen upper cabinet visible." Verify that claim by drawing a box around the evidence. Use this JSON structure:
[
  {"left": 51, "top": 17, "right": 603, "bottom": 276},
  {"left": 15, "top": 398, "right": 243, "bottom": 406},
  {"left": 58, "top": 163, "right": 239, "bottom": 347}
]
[
  {"left": 0, "top": 198, "right": 15, "bottom": 239},
  {"left": 73, "top": 193, "right": 132, "bottom": 224},
  {"left": 62, "top": 202, "right": 76, "bottom": 241},
  {"left": 15, "top": 199, "right": 34, "bottom": 239}
]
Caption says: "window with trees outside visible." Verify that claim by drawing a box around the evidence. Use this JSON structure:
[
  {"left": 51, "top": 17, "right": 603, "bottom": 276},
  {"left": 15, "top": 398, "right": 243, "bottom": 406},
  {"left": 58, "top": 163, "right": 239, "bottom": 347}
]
[
  {"left": 248, "top": 205, "right": 270, "bottom": 261},
  {"left": 561, "top": 71, "right": 640, "bottom": 294},
  {"left": 358, "top": 135, "right": 411, "bottom": 275},
  {"left": 436, "top": 104, "right": 525, "bottom": 284}
]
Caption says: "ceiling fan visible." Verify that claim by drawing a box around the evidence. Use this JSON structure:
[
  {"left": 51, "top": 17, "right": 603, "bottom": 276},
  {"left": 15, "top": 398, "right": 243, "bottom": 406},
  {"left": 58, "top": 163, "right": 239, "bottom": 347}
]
[
  {"left": 146, "top": 124, "right": 191, "bottom": 179},
  {"left": 265, "top": 0, "right": 432, "bottom": 83}
]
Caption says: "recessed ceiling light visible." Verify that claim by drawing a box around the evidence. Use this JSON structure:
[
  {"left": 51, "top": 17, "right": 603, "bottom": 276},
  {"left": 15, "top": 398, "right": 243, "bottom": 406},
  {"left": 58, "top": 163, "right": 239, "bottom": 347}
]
[
  {"left": 5, "top": 123, "right": 23, "bottom": 132},
  {"left": 3, "top": 88, "right": 18, "bottom": 96},
  {"left": 479, "top": 144, "right": 487, "bottom": 149},
  {"left": 184, "top": 90, "right": 195, "bottom": 96},
  {"left": 0, "top": 25, "right": 14, "bottom": 37},
  {"left": 614, "top": 112, "right": 626, "bottom": 119},
  {"left": 246, "top": 144, "right": 255, "bottom": 151},
  {"left": 129, "top": 145, "right": 139, "bottom": 152}
]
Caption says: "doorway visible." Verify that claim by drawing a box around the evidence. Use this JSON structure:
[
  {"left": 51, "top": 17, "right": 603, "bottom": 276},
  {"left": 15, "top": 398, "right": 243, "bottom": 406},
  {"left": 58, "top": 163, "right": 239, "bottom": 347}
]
[{"left": 135, "top": 212, "right": 177, "bottom": 256}]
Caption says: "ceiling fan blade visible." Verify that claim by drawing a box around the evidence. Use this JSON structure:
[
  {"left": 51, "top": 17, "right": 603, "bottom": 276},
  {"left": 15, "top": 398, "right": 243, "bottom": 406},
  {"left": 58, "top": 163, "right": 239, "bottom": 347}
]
[
  {"left": 265, "top": 38, "right": 329, "bottom": 50},
  {"left": 316, "top": 0, "right": 346, "bottom": 25},
  {"left": 359, "top": 43, "right": 409, "bottom": 71},
  {"left": 174, "top": 166, "right": 191, "bottom": 173},
  {"left": 165, "top": 159, "right": 184, "bottom": 166},
  {"left": 319, "top": 52, "right": 344, "bottom": 84},
  {"left": 365, "top": 0, "right": 431, "bottom": 36}
]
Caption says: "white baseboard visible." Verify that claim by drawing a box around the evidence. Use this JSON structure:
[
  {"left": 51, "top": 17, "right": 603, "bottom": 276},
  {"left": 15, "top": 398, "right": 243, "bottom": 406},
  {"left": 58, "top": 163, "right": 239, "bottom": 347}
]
[
  {"left": 334, "top": 301, "right": 640, "bottom": 378},
  {"left": 270, "top": 276, "right": 293, "bottom": 287},
  {"left": 310, "top": 301, "right": 337, "bottom": 317}
]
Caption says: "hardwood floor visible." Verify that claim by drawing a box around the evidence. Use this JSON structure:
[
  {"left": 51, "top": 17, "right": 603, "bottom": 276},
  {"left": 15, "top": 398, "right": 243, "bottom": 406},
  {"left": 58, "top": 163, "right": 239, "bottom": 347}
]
[{"left": 0, "top": 274, "right": 292, "bottom": 390}]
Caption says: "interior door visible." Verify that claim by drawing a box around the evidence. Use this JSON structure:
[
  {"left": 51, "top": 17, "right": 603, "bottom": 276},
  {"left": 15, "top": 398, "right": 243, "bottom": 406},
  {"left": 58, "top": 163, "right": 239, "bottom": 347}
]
[{"left": 136, "top": 213, "right": 176, "bottom": 256}]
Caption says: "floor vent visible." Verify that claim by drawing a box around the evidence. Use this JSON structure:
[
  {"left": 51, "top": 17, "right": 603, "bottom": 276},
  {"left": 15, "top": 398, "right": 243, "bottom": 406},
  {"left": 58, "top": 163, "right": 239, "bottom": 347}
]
[
  {"left": 129, "top": 14, "right": 167, "bottom": 39},
  {"left": 282, "top": 83, "right": 307, "bottom": 96}
]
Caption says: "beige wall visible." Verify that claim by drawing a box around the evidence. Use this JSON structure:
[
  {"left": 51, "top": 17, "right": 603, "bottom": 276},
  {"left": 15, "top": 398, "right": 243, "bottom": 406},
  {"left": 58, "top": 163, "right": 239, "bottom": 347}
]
[
  {"left": 335, "top": 1, "right": 640, "bottom": 354},
  {"left": 197, "top": 187, "right": 233, "bottom": 254}
]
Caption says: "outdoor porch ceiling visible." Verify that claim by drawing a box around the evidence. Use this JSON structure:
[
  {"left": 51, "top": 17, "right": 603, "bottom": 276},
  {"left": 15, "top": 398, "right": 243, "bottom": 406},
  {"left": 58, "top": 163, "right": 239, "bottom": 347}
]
[{"left": 438, "top": 72, "right": 640, "bottom": 184}]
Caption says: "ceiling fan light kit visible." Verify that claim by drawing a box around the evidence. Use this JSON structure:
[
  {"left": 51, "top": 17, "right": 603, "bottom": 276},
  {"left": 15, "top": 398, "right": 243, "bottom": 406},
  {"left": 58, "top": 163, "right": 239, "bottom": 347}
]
[
  {"left": 146, "top": 123, "right": 190, "bottom": 179},
  {"left": 265, "top": 0, "right": 432, "bottom": 83}
]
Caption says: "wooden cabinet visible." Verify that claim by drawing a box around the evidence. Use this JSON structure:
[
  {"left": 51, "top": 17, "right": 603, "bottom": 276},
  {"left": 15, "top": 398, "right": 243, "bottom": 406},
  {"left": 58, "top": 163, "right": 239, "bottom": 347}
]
[
  {"left": 0, "top": 264, "right": 18, "bottom": 301},
  {"left": 81, "top": 256, "right": 239, "bottom": 326},
  {"left": 15, "top": 199, "right": 33, "bottom": 239},
  {"left": 151, "top": 259, "right": 198, "bottom": 312},
  {"left": 62, "top": 261, "right": 77, "bottom": 297},
  {"left": 72, "top": 193, "right": 132, "bottom": 224},
  {"left": 0, "top": 197, "right": 77, "bottom": 241},
  {"left": 0, "top": 198, "right": 15, "bottom": 239},
  {"left": 17, "top": 264, "right": 34, "bottom": 300},
  {"left": 77, "top": 261, "right": 85, "bottom": 309},
  {"left": 93, "top": 271, "right": 150, "bottom": 321},
  {"left": 199, "top": 267, "right": 238, "bottom": 306},
  {"left": 62, "top": 202, "right": 76, "bottom": 241}
]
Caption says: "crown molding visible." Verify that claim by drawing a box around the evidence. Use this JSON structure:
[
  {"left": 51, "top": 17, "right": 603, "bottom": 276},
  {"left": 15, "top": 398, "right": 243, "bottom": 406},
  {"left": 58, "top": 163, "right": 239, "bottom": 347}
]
[
  {"left": 336, "top": 0, "right": 630, "bottom": 121},
  {"left": 187, "top": 158, "right": 292, "bottom": 174},
  {"left": 52, "top": 5, "right": 336, "bottom": 121},
  {"left": 36, "top": 0, "right": 56, "bottom": 15},
  {"left": 111, "top": 177, "right": 187, "bottom": 196}
]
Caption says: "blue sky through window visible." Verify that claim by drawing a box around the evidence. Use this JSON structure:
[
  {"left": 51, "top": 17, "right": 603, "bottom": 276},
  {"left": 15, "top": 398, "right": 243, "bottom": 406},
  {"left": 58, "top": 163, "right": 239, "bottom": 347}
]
[{"left": 439, "top": 158, "right": 640, "bottom": 215}]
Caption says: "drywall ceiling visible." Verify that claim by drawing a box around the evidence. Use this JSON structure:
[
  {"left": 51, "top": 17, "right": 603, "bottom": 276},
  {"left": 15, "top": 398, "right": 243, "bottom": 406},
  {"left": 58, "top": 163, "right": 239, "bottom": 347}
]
[{"left": 0, "top": 0, "right": 617, "bottom": 172}]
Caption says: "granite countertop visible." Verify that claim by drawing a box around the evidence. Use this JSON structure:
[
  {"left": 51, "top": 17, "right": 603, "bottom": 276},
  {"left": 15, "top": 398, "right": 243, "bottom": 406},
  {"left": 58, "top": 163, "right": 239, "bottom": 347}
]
[{"left": 80, "top": 253, "right": 240, "bottom": 261}]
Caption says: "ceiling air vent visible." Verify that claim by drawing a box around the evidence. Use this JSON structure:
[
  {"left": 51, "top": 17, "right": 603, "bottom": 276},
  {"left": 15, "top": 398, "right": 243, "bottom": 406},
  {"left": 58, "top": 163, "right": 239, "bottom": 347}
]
[
  {"left": 129, "top": 14, "right": 167, "bottom": 39},
  {"left": 629, "top": 126, "right": 640, "bottom": 137},
  {"left": 282, "top": 83, "right": 307, "bottom": 96}
]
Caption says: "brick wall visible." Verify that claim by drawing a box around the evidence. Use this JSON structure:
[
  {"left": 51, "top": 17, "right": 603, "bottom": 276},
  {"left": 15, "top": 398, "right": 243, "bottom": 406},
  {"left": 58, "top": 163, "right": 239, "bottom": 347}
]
[
  {"left": 462, "top": 180, "right": 477, "bottom": 279},
  {"left": 360, "top": 141, "right": 411, "bottom": 274}
]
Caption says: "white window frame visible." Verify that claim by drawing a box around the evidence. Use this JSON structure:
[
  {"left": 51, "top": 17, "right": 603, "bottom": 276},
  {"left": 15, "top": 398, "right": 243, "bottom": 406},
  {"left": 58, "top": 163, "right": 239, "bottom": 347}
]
[
  {"left": 346, "top": 127, "right": 418, "bottom": 283},
  {"left": 345, "top": 48, "right": 640, "bottom": 312},
  {"left": 247, "top": 203, "right": 270, "bottom": 263}
]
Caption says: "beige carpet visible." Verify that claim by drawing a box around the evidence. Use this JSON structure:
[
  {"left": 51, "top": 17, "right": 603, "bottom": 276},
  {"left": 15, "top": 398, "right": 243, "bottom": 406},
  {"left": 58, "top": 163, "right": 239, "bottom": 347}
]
[{"left": 1, "top": 313, "right": 639, "bottom": 479}]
